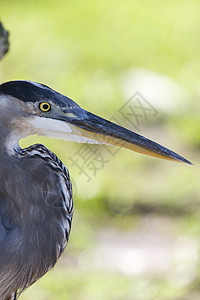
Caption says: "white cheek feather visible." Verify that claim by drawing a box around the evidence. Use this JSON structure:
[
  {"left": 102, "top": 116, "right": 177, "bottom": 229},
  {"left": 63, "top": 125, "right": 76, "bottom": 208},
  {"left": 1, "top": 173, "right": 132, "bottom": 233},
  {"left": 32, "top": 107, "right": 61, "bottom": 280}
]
[
  {"left": 28, "top": 116, "right": 103, "bottom": 144},
  {"left": 27, "top": 116, "right": 72, "bottom": 134},
  {"left": 6, "top": 116, "right": 103, "bottom": 155}
]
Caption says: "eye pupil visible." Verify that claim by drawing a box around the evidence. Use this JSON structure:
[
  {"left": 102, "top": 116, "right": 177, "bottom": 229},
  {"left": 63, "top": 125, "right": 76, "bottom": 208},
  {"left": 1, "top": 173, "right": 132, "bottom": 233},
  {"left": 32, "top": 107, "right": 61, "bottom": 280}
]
[
  {"left": 39, "top": 102, "right": 51, "bottom": 112},
  {"left": 43, "top": 104, "right": 49, "bottom": 110}
]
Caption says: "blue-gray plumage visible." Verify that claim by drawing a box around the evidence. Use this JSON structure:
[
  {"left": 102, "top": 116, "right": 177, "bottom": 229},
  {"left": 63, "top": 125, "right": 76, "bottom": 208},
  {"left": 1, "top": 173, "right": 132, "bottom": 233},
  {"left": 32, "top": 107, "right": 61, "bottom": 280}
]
[{"left": 0, "top": 81, "right": 191, "bottom": 300}]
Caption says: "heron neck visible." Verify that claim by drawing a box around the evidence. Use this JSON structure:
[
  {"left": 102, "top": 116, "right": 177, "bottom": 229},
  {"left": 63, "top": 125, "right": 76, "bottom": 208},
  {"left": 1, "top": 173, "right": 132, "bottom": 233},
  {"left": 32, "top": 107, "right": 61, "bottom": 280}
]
[{"left": 0, "top": 120, "right": 21, "bottom": 155}]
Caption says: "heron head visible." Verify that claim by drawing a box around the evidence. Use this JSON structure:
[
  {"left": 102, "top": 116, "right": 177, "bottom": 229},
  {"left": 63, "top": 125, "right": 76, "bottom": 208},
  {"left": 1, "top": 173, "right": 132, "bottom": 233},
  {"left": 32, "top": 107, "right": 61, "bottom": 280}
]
[{"left": 0, "top": 80, "right": 191, "bottom": 164}]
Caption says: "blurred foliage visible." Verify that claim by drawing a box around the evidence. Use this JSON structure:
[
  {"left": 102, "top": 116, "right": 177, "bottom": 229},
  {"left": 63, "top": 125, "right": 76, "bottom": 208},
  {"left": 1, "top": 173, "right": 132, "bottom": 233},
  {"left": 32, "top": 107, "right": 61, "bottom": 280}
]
[{"left": 1, "top": 0, "right": 200, "bottom": 299}]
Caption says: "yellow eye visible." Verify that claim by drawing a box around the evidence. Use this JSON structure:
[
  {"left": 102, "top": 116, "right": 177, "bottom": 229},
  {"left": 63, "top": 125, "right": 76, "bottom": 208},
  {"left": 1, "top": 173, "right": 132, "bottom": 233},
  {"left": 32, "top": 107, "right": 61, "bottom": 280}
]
[{"left": 39, "top": 102, "right": 51, "bottom": 112}]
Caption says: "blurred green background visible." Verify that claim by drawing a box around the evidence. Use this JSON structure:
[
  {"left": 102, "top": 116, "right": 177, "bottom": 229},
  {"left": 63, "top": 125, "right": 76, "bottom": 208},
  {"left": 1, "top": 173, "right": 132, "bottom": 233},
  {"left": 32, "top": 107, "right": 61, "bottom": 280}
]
[{"left": 1, "top": 0, "right": 200, "bottom": 299}]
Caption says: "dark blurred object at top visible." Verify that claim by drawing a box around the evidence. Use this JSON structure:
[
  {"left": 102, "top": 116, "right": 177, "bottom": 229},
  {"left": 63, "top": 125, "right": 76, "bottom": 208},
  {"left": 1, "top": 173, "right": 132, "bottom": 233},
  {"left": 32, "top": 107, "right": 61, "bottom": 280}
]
[{"left": 0, "top": 22, "right": 9, "bottom": 60}]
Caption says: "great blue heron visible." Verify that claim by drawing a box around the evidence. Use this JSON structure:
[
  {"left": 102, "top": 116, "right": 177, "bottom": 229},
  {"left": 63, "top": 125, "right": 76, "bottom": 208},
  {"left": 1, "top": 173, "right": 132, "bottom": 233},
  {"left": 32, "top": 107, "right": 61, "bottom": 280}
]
[{"left": 0, "top": 80, "right": 191, "bottom": 299}]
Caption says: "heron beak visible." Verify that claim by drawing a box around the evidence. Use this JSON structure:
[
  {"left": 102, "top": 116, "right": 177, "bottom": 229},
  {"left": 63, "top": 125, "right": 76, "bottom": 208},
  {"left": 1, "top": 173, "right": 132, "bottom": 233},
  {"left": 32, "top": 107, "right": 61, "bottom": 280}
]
[{"left": 62, "top": 109, "right": 192, "bottom": 164}]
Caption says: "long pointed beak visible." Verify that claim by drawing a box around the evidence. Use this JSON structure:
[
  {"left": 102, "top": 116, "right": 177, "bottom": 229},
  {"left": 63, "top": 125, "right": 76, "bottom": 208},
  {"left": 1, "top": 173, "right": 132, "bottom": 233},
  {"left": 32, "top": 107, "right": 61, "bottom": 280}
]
[{"left": 60, "top": 108, "right": 192, "bottom": 164}]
